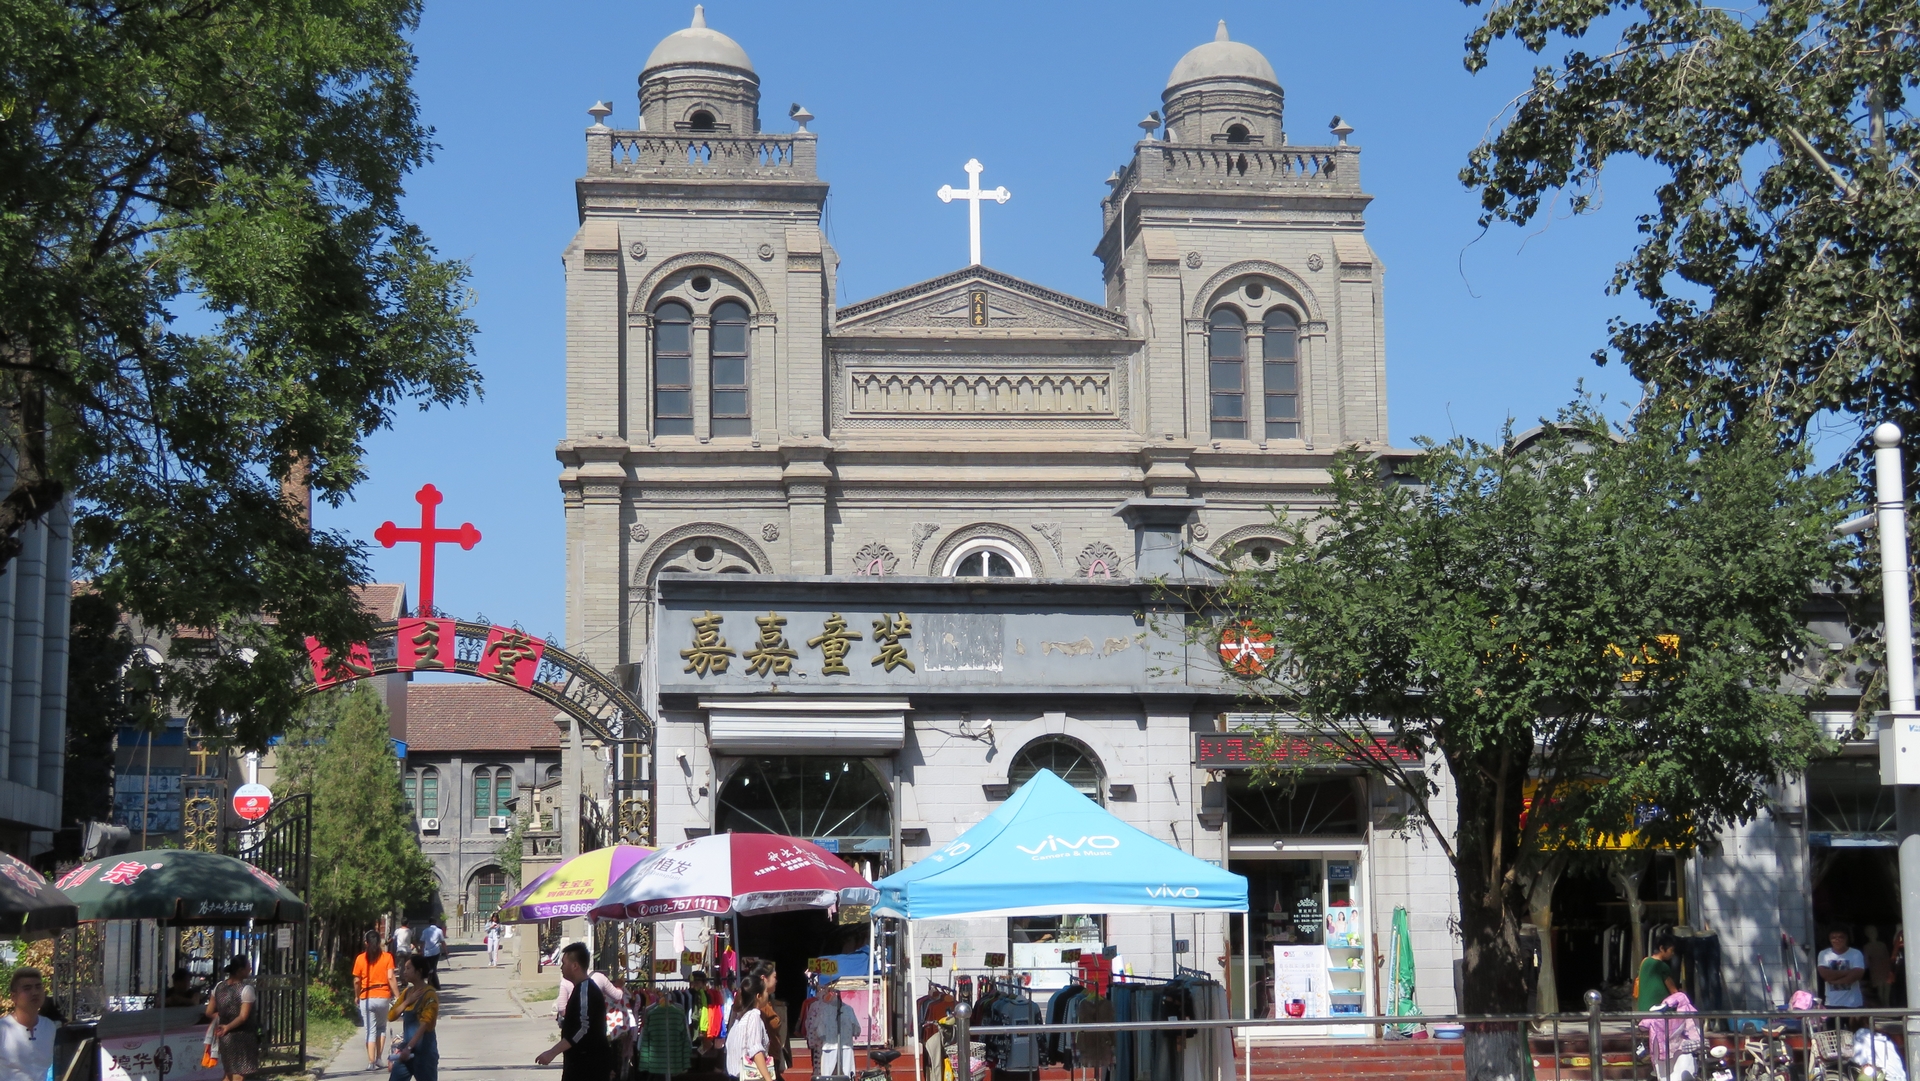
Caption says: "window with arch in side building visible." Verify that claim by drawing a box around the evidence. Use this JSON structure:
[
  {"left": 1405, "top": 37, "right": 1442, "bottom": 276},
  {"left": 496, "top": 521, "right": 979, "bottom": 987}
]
[
  {"left": 1263, "top": 308, "right": 1300, "bottom": 439},
  {"left": 653, "top": 301, "right": 693, "bottom": 435},
  {"left": 710, "top": 300, "right": 751, "bottom": 435},
  {"left": 1208, "top": 308, "right": 1247, "bottom": 439},
  {"left": 404, "top": 767, "right": 439, "bottom": 819},
  {"left": 472, "top": 766, "right": 512, "bottom": 819}
]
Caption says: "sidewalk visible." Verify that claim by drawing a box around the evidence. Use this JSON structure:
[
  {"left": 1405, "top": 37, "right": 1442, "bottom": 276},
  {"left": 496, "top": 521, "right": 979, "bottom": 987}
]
[{"left": 320, "top": 944, "right": 557, "bottom": 1080}]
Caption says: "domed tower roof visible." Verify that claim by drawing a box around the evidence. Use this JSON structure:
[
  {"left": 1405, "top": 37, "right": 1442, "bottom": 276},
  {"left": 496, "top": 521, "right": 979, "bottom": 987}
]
[
  {"left": 643, "top": 5, "right": 754, "bottom": 76},
  {"left": 1165, "top": 20, "right": 1277, "bottom": 91}
]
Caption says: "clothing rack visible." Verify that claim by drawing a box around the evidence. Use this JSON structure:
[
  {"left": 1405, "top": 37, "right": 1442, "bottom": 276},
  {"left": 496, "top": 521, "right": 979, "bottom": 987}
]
[{"left": 1175, "top": 965, "right": 1217, "bottom": 982}]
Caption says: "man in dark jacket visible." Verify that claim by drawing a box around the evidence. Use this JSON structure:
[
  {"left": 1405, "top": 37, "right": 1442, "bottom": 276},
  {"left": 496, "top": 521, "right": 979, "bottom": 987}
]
[{"left": 538, "top": 943, "right": 611, "bottom": 1081}]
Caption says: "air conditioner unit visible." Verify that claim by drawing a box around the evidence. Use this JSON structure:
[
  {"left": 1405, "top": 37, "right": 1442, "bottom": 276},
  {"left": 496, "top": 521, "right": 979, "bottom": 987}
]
[
  {"left": 419, "top": 818, "right": 440, "bottom": 833},
  {"left": 489, "top": 816, "right": 509, "bottom": 831}
]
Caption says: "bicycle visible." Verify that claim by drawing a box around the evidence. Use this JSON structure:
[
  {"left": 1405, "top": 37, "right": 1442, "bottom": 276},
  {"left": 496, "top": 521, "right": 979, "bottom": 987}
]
[
  {"left": 1740, "top": 1026, "right": 1796, "bottom": 1081},
  {"left": 856, "top": 1047, "right": 901, "bottom": 1081}
]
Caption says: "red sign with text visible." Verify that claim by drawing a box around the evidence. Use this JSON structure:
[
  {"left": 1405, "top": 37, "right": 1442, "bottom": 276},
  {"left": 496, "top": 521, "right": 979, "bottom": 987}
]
[
  {"left": 304, "top": 637, "right": 374, "bottom": 688},
  {"left": 396, "top": 617, "right": 456, "bottom": 672},
  {"left": 480, "top": 626, "right": 545, "bottom": 688},
  {"left": 232, "top": 783, "right": 273, "bottom": 822}
]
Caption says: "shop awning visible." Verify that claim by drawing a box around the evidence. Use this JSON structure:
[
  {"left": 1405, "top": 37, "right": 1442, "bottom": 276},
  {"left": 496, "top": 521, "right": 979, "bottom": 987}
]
[{"left": 873, "top": 769, "right": 1248, "bottom": 919}]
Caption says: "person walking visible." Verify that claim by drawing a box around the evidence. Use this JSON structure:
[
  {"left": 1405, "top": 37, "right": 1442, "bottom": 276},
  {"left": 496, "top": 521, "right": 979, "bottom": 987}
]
[
  {"left": 353, "top": 930, "right": 397, "bottom": 1069},
  {"left": 484, "top": 916, "right": 502, "bottom": 968},
  {"left": 725, "top": 977, "right": 772, "bottom": 1081},
  {"left": 749, "top": 961, "right": 786, "bottom": 1079},
  {"left": 538, "top": 943, "right": 611, "bottom": 1081},
  {"left": 0, "top": 968, "right": 57, "bottom": 1081},
  {"left": 207, "top": 956, "right": 260, "bottom": 1081},
  {"left": 394, "top": 919, "right": 413, "bottom": 959},
  {"left": 387, "top": 955, "right": 440, "bottom": 1081},
  {"left": 418, "top": 918, "right": 445, "bottom": 989}
]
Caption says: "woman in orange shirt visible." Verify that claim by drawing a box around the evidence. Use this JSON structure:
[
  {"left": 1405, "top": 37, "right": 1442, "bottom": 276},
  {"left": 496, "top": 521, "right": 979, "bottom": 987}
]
[{"left": 352, "top": 931, "right": 397, "bottom": 1069}]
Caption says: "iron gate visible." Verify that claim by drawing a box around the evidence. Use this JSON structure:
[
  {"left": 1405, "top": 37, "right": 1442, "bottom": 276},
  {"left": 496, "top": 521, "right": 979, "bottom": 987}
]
[{"left": 226, "top": 793, "right": 310, "bottom": 1074}]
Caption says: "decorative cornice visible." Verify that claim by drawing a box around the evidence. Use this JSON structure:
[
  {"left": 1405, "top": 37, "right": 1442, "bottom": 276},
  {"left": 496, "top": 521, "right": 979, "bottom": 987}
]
[{"left": 836, "top": 265, "right": 1127, "bottom": 328}]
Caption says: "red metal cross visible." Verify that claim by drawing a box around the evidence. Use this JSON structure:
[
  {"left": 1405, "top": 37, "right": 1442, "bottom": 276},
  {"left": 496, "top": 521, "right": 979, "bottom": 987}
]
[{"left": 374, "top": 484, "right": 480, "bottom": 617}]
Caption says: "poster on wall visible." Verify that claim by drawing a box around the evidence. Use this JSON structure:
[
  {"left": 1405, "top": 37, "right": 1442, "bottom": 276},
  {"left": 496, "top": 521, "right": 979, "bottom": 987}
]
[{"left": 1272, "top": 945, "right": 1331, "bottom": 1034}]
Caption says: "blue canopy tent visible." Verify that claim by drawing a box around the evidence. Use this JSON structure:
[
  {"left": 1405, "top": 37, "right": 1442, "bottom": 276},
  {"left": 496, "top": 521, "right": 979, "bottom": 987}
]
[{"left": 874, "top": 770, "right": 1250, "bottom": 1081}]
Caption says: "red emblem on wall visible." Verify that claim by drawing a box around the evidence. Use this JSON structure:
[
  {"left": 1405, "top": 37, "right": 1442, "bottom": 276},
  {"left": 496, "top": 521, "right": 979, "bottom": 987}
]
[
  {"left": 481, "top": 626, "right": 545, "bottom": 688},
  {"left": 1219, "top": 622, "right": 1275, "bottom": 675}
]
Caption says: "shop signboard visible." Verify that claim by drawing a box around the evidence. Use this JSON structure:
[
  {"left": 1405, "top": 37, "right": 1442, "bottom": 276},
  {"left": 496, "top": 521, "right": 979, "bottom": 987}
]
[{"left": 100, "top": 1029, "right": 221, "bottom": 1081}]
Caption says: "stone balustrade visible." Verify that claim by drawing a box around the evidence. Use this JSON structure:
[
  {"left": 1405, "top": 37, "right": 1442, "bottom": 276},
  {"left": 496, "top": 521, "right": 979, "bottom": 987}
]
[
  {"left": 1110, "top": 141, "right": 1361, "bottom": 210},
  {"left": 585, "top": 129, "right": 817, "bottom": 179},
  {"left": 849, "top": 369, "right": 1115, "bottom": 416}
]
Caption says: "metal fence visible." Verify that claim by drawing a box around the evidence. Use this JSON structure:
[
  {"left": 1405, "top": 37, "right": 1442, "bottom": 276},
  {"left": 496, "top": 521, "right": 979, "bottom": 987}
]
[{"left": 952, "top": 1000, "right": 1920, "bottom": 1081}]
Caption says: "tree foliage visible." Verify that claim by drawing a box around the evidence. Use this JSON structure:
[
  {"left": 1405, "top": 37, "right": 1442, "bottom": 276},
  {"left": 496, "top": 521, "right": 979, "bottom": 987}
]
[
  {"left": 1461, "top": 0, "right": 1920, "bottom": 477},
  {"left": 277, "top": 684, "right": 433, "bottom": 965},
  {"left": 1217, "top": 408, "right": 1846, "bottom": 1079},
  {"left": 62, "top": 591, "right": 143, "bottom": 830},
  {"left": 0, "top": 0, "right": 479, "bottom": 748}
]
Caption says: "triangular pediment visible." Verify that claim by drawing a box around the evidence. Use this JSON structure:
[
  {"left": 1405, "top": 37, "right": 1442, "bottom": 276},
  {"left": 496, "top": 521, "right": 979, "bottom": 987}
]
[{"left": 834, "top": 266, "right": 1131, "bottom": 338}]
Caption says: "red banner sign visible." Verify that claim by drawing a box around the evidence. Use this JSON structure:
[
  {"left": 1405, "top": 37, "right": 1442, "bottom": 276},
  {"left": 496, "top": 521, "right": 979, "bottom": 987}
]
[
  {"left": 1194, "top": 732, "right": 1420, "bottom": 770},
  {"left": 304, "top": 637, "right": 374, "bottom": 688},
  {"left": 396, "top": 617, "right": 456, "bottom": 672},
  {"left": 480, "top": 626, "right": 545, "bottom": 688}
]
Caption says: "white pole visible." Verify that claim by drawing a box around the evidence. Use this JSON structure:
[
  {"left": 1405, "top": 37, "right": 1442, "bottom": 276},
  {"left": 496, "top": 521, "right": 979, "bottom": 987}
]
[
  {"left": 1241, "top": 911, "right": 1251, "bottom": 1081},
  {"left": 1874, "top": 423, "right": 1920, "bottom": 1053},
  {"left": 908, "top": 918, "right": 921, "bottom": 1081},
  {"left": 1877, "top": 422, "right": 1916, "bottom": 713}
]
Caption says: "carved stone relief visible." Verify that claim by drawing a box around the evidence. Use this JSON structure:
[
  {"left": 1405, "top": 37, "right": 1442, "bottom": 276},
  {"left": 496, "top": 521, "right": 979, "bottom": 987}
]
[
  {"left": 850, "top": 541, "right": 898, "bottom": 576},
  {"left": 628, "top": 523, "right": 650, "bottom": 542},
  {"left": 910, "top": 523, "right": 941, "bottom": 563},
  {"left": 1078, "top": 541, "right": 1123, "bottom": 579},
  {"left": 1030, "top": 522, "right": 1064, "bottom": 561},
  {"left": 847, "top": 369, "right": 1114, "bottom": 417}
]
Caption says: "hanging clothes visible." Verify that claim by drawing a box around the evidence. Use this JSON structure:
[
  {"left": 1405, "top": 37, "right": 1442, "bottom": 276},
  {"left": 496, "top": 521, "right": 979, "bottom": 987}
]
[{"left": 637, "top": 1000, "right": 692, "bottom": 1078}]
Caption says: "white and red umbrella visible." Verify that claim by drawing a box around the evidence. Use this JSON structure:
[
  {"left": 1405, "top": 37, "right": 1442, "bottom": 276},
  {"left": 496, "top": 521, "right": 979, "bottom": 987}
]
[{"left": 590, "top": 832, "right": 876, "bottom": 921}]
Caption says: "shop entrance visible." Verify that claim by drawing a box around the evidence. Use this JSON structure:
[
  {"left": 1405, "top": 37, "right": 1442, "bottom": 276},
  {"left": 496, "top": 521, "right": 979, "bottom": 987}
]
[
  {"left": 717, "top": 756, "right": 892, "bottom": 1036},
  {"left": 1807, "top": 757, "right": 1902, "bottom": 1005}
]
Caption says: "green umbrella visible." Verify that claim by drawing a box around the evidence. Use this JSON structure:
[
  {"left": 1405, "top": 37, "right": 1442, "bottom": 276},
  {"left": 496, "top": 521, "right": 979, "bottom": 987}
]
[
  {"left": 0, "top": 850, "right": 76, "bottom": 938},
  {"left": 54, "top": 850, "right": 306, "bottom": 924}
]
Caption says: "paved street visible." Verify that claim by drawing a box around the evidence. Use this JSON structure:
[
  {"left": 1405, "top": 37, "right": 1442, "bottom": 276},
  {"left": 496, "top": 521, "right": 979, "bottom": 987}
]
[{"left": 321, "top": 945, "right": 559, "bottom": 1081}]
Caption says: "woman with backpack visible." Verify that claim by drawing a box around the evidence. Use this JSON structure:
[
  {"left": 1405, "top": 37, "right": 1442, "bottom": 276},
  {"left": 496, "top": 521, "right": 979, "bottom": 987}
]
[{"left": 206, "top": 956, "right": 260, "bottom": 1081}]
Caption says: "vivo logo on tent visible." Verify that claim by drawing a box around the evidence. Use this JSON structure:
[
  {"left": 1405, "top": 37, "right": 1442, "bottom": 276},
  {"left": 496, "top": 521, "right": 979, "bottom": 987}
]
[
  {"left": 1017, "top": 835, "right": 1120, "bottom": 859},
  {"left": 1147, "top": 885, "right": 1201, "bottom": 899},
  {"left": 932, "top": 841, "right": 971, "bottom": 863}
]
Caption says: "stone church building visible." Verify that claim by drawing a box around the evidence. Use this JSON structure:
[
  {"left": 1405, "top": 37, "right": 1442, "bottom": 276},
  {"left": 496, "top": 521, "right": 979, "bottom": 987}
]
[{"left": 558, "top": 7, "right": 1464, "bottom": 1023}]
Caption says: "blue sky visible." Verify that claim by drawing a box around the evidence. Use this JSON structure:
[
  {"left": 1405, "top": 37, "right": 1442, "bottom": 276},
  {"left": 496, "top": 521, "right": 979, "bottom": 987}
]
[{"left": 315, "top": 1, "right": 1661, "bottom": 645}]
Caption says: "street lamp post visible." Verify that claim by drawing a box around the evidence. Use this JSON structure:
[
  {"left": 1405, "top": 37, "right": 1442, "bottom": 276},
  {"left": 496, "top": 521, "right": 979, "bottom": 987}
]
[{"left": 1846, "top": 423, "right": 1920, "bottom": 1039}]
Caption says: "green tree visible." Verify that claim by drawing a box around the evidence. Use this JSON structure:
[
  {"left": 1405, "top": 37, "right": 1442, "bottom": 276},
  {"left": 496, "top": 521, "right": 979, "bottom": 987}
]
[
  {"left": 1, "top": 0, "right": 479, "bottom": 748},
  {"left": 278, "top": 683, "right": 433, "bottom": 966},
  {"left": 1215, "top": 409, "right": 1846, "bottom": 1081},
  {"left": 1460, "top": 0, "right": 1920, "bottom": 480}
]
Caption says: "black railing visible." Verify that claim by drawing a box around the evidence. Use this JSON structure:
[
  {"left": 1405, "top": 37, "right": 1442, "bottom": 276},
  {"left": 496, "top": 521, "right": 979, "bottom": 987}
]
[{"left": 227, "top": 793, "right": 310, "bottom": 1075}]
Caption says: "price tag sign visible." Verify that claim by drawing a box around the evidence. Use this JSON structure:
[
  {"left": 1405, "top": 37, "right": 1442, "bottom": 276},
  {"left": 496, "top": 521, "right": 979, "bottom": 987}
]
[
  {"left": 984, "top": 953, "right": 1006, "bottom": 968},
  {"left": 232, "top": 783, "right": 273, "bottom": 822},
  {"left": 1059, "top": 948, "right": 1082, "bottom": 963},
  {"left": 920, "top": 953, "right": 944, "bottom": 970},
  {"left": 654, "top": 959, "right": 679, "bottom": 975}
]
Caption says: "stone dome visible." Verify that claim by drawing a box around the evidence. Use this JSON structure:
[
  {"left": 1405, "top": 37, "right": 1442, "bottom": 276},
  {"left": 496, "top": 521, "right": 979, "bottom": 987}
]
[
  {"left": 643, "top": 5, "right": 754, "bottom": 75},
  {"left": 1166, "top": 20, "right": 1277, "bottom": 90}
]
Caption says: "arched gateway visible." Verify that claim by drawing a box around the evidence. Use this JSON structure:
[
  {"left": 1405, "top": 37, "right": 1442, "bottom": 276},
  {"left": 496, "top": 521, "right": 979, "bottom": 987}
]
[{"left": 303, "top": 618, "right": 655, "bottom": 843}]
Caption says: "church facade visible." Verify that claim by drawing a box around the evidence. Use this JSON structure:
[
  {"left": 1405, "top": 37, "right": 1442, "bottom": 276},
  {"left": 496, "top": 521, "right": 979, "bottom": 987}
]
[{"left": 558, "top": 8, "right": 1463, "bottom": 1020}]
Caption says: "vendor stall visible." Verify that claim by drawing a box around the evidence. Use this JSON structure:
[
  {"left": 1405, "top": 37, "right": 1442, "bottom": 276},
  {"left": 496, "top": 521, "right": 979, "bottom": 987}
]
[
  {"left": 50, "top": 850, "right": 308, "bottom": 1081},
  {"left": 874, "top": 769, "right": 1250, "bottom": 1081}
]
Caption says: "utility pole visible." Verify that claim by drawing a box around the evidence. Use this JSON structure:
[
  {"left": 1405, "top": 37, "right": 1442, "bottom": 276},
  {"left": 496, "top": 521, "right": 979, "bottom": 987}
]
[{"left": 1844, "top": 423, "right": 1920, "bottom": 1040}]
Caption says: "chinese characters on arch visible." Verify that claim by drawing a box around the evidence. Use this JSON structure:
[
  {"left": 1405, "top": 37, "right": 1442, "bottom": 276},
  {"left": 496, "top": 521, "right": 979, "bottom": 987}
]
[{"left": 682, "top": 611, "right": 916, "bottom": 678}]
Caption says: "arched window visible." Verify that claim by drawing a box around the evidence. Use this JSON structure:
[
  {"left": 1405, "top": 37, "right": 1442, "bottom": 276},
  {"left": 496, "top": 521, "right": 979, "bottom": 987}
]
[
  {"left": 710, "top": 300, "right": 751, "bottom": 436},
  {"left": 404, "top": 767, "right": 439, "bottom": 819},
  {"left": 653, "top": 302, "right": 693, "bottom": 435},
  {"left": 1009, "top": 737, "right": 1105, "bottom": 803},
  {"left": 1208, "top": 309, "right": 1246, "bottom": 439},
  {"left": 472, "top": 866, "right": 509, "bottom": 917},
  {"left": 1225, "top": 123, "right": 1251, "bottom": 144},
  {"left": 544, "top": 763, "right": 562, "bottom": 787},
  {"left": 1263, "top": 308, "right": 1300, "bottom": 440},
  {"left": 689, "top": 110, "right": 717, "bottom": 132},
  {"left": 472, "top": 766, "right": 513, "bottom": 819},
  {"left": 944, "top": 539, "right": 1030, "bottom": 578}
]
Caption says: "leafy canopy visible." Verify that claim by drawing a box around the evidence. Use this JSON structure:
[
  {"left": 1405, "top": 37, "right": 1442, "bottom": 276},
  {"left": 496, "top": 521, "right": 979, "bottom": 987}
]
[
  {"left": 1461, "top": 0, "right": 1920, "bottom": 475},
  {"left": 1216, "top": 407, "right": 1845, "bottom": 1023},
  {"left": 1225, "top": 409, "right": 1844, "bottom": 861},
  {"left": 0, "top": 0, "right": 479, "bottom": 747}
]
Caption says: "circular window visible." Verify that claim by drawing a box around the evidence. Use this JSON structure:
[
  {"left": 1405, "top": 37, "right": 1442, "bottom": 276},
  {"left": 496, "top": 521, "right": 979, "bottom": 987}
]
[
  {"left": 943, "top": 539, "right": 1031, "bottom": 578},
  {"left": 1250, "top": 545, "right": 1271, "bottom": 564},
  {"left": 693, "top": 544, "right": 715, "bottom": 563},
  {"left": 690, "top": 275, "right": 712, "bottom": 294},
  {"left": 1245, "top": 282, "right": 1265, "bottom": 300}
]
